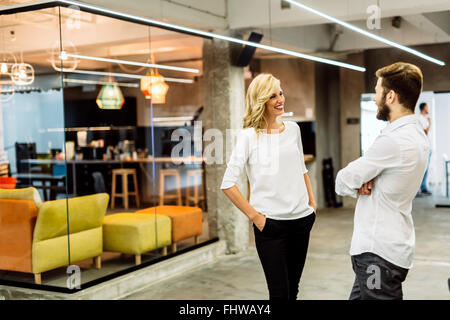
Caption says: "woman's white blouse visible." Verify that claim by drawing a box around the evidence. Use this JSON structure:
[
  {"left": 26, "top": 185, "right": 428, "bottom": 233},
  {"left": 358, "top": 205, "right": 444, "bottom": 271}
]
[{"left": 220, "top": 120, "right": 314, "bottom": 220}]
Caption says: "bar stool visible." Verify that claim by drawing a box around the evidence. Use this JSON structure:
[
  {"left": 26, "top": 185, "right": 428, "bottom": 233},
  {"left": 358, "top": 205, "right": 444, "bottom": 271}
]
[
  {"left": 111, "top": 168, "right": 140, "bottom": 209},
  {"left": 185, "top": 169, "right": 205, "bottom": 208},
  {"left": 159, "top": 169, "right": 182, "bottom": 206}
]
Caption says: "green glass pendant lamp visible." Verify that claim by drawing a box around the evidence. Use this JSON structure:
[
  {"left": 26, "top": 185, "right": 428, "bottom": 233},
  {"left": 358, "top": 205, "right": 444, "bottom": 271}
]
[{"left": 96, "top": 81, "right": 124, "bottom": 110}]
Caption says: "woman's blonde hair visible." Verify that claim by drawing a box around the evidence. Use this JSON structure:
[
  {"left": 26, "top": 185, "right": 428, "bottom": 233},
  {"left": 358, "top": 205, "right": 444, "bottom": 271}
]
[{"left": 243, "top": 73, "right": 281, "bottom": 136}]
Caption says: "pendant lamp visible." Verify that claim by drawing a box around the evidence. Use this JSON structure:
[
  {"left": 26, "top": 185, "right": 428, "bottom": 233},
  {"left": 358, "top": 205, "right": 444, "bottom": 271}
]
[
  {"left": 140, "top": 70, "right": 169, "bottom": 104},
  {"left": 96, "top": 82, "right": 125, "bottom": 110}
]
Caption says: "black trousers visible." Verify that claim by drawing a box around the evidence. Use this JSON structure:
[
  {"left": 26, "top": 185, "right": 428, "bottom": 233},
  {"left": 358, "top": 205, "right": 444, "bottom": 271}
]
[
  {"left": 349, "top": 252, "right": 409, "bottom": 300},
  {"left": 253, "top": 212, "right": 315, "bottom": 300}
]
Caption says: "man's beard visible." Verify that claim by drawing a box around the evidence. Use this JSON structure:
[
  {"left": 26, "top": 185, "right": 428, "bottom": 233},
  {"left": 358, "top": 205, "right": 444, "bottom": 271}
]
[{"left": 376, "top": 93, "right": 390, "bottom": 121}]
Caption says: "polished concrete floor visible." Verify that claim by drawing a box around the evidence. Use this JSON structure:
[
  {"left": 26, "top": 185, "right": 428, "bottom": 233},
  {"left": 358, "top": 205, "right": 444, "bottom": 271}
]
[{"left": 125, "top": 197, "right": 450, "bottom": 300}]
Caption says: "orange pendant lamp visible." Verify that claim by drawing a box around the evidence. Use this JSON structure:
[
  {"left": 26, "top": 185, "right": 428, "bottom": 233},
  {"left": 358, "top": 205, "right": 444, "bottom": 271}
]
[
  {"left": 140, "top": 53, "right": 168, "bottom": 104},
  {"left": 140, "top": 71, "right": 169, "bottom": 104}
]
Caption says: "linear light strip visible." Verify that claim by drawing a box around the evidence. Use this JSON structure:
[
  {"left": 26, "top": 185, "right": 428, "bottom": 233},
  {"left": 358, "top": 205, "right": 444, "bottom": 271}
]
[
  {"left": 284, "top": 0, "right": 445, "bottom": 66},
  {"left": 63, "top": 78, "right": 139, "bottom": 87},
  {"left": 53, "top": 0, "right": 365, "bottom": 72},
  {"left": 64, "top": 53, "right": 199, "bottom": 74},
  {"left": 63, "top": 69, "right": 194, "bottom": 83}
]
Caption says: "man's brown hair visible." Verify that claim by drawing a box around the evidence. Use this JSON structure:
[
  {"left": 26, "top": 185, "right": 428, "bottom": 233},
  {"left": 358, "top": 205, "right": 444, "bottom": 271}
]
[{"left": 375, "top": 62, "right": 423, "bottom": 112}]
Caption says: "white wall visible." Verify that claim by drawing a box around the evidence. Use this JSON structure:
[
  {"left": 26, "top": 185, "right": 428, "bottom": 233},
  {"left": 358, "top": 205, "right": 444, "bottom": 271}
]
[
  {"left": 0, "top": 101, "right": 5, "bottom": 162},
  {"left": 360, "top": 93, "right": 388, "bottom": 155},
  {"left": 1, "top": 90, "right": 65, "bottom": 174},
  {"left": 431, "top": 92, "right": 450, "bottom": 196},
  {"left": 414, "top": 92, "right": 436, "bottom": 194}
]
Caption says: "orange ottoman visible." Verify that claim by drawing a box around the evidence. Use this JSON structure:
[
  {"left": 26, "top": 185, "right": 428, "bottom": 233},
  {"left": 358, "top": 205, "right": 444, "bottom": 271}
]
[{"left": 136, "top": 205, "right": 202, "bottom": 252}]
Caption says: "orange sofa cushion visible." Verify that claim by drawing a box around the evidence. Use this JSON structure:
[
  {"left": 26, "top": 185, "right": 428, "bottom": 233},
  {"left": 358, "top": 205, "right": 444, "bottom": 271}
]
[
  {"left": 0, "top": 199, "right": 37, "bottom": 273},
  {"left": 136, "top": 205, "right": 202, "bottom": 242}
]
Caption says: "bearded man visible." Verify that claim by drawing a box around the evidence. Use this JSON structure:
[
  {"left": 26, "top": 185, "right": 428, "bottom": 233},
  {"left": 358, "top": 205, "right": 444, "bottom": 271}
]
[{"left": 335, "top": 62, "right": 429, "bottom": 300}]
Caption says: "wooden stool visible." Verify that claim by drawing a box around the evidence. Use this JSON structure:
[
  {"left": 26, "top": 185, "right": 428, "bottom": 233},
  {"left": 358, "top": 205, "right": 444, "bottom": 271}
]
[
  {"left": 185, "top": 169, "right": 205, "bottom": 208},
  {"left": 0, "top": 163, "right": 9, "bottom": 177},
  {"left": 111, "top": 168, "right": 140, "bottom": 209},
  {"left": 159, "top": 169, "right": 182, "bottom": 206}
]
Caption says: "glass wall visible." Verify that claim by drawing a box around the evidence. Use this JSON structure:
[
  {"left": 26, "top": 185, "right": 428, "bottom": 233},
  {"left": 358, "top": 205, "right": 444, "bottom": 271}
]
[
  {"left": 0, "top": 3, "right": 211, "bottom": 290},
  {"left": 0, "top": 7, "right": 68, "bottom": 288}
]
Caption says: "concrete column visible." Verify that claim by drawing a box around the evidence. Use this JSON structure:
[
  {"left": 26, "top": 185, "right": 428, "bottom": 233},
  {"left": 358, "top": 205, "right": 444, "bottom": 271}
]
[
  {"left": 202, "top": 35, "right": 249, "bottom": 254},
  {"left": 315, "top": 63, "right": 341, "bottom": 209},
  {"left": 339, "top": 53, "right": 365, "bottom": 208}
]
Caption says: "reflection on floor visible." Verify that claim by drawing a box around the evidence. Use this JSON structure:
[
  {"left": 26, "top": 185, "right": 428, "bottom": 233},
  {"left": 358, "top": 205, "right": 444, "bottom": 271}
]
[
  {"left": 125, "top": 196, "right": 450, "bottom": 300},
  {"left": 0, "top": 208, "right": 210, "bottom": 288}
]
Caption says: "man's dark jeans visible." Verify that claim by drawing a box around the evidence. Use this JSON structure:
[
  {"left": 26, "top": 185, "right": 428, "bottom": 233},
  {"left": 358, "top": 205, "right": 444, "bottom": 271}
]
[{"left": 349, "top": 252, "right": 409, "bottom": 300}]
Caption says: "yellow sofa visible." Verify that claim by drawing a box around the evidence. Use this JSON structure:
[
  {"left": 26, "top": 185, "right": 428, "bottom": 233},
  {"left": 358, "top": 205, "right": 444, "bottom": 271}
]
[{"left": 0, "top": 187, "right": 109, "bottom": 284}]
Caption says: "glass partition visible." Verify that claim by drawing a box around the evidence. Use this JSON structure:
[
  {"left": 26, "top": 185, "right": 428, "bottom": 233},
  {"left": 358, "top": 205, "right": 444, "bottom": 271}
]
[
  {"left": 1, "top": 2, "right": 211, "bottom": 291},
  {"left": 0, "top": 7, "right": 69, "bottom": 288}
]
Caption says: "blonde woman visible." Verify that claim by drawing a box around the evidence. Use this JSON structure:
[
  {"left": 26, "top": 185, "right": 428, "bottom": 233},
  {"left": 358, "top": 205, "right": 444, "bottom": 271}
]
[{"left": 220, "top": 73, "right": 316, "bottom": 300}]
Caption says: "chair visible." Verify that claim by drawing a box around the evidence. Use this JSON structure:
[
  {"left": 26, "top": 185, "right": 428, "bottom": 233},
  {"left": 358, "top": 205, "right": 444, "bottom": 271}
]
[
  {"left": 111, "top": 168, "right": 140, "bottom": 209},
  {"left": 15, "top": 142, "right": 37, "bottom": 173},
  {"left": 92, "top": 171, "right": 107, "bottom": 194},
  {"left": 185, "top": 169, "right": 205, "bottom": 209},
  {"left": 159, "top": 169, "right": 182, "bottom": 206},
  {"left": 0, "top": 188, "right": 109, "bottom": 284}
]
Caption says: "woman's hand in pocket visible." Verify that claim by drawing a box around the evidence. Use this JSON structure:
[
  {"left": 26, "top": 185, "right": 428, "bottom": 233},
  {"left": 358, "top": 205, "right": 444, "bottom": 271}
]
[
  {"left": 309, "top": 201, "right": 317, "bottom": 213},
  {"left": 252, "top": 213, "right": 267, "bottom": 232}
]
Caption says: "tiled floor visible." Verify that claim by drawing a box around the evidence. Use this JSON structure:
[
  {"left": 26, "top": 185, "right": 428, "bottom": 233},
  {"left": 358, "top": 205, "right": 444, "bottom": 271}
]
[{"left": 125, "top": 197, "right": 450, "bottom": 300}]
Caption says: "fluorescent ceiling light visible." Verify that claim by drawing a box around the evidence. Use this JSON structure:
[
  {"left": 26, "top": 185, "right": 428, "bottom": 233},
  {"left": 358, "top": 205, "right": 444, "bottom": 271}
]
[
  {"left": 284, "top": 0, "right": 445, "bottom": 66},
  {"left": 63, "top": 78, "right": 139, "bottom": 87},
  {"left": 63, "top": 53, "right": 199, "bottom": 74},
  {"left": 0, "top": 0, "right": 365, "bottom": 72},
  {"left": 63, "top": 69, "right": 194, "bottom": 83}
]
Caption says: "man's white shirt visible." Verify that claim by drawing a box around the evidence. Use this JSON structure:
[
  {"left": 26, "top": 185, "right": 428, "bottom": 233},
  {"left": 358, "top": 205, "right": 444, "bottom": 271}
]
[{"left": 335, "top": 114, "right": 430, "bottom": 269}]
